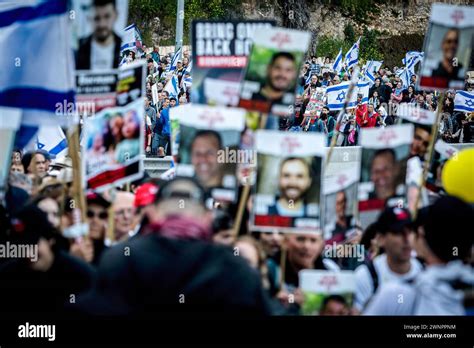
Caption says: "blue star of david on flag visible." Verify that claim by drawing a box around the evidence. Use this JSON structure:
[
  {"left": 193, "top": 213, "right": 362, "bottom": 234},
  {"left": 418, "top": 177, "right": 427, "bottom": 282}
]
[
  {"left": 336, "top": 91, "right": 346, "bottom": 102},
  {"left": 454, "top": 90, "right": 474, "bottom": 113}
]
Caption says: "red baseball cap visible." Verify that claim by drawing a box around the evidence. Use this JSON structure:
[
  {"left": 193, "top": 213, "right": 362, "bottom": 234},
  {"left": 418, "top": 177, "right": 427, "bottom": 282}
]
[{"left": 134, "top": 182, "right": 159, "bottom": 208}]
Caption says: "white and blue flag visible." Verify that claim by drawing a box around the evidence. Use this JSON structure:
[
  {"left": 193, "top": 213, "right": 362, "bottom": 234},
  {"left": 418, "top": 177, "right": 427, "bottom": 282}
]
[
  {"left": 344, "top": 37, "right": 360, "bottom": 70},
  {"left": 357, "top": 81, "right": 370, "bottom": 104},
  {"left": 164, "top": 75, "right": 180, "bottom": 97},
  {"left": 326, "top": 81, "right": 358, "bottom": 111},
  {"left": 0, "top": 0, "right": 75, "bottom": 118},
  {"left": 402, "top": 51, "right": 423, "bottom": 66},
  {"left": 167, "top": 47, "right": 182, "bottom": 72},
  {"left": 333, "top": 48, "right": 343, "bottom": 74},
  {"left": 454, "top": 90, "right": 474, "bottom": 113},
  {"left": 396, "top": 67, "right": 412, "bottom": 89},
  {"left": 36, "top": 125, "right": 68, "bottom": 159}
]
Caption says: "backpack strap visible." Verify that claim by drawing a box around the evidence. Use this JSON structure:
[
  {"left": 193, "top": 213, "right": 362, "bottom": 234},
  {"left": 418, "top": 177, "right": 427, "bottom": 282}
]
[{"left": 365, "top": 259, "right": 379, "bottom": 293}]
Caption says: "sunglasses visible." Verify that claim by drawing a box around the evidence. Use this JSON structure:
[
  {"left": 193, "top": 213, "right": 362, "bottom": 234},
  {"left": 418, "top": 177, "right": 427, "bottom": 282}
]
[{"left": 87, "top": 210, "right": 108, "bottom": 220}]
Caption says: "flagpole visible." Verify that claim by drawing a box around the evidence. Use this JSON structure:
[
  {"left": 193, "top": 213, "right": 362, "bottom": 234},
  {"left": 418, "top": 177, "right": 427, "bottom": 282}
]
[
  {"left": 175, "top": 0, "right": 184, "bottom": 61},
  {"left": 412, "top": 92, "right": 444, "bottom": 219}
]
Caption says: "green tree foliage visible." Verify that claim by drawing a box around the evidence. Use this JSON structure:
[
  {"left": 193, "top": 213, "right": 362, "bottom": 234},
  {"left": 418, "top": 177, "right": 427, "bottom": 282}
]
[{"left": 129, "top": 0, "right": 243, "bottom": 46}]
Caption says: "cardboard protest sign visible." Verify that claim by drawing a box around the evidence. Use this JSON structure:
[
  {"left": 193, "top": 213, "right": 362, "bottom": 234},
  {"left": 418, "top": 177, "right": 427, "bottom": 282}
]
[
  {"left": 252, "top": 130, "right": 325, "bottom": 233},
  {"left": 171, "top": 104, "right": 246, "bottom": 203},
  {"left": 83, "top": 99, "right": 144, "bottom": 191},
  {"left": 72, "top": 0, "right": 128, "bottom": 70},
  {"left": 322, "top": 147, "right": 361, "bottom": 243},
  {"left": 358, "top": 124, "right": 414, "bottom": 229},
  {"left": 238, "top": 27, "right": 311, "bottom": 115},
  {"left": 191, "top": 20, "right": 274, "bottom": 106},
  {"left": 426, "top": 140, "right": 474, "bottom": 194},
  {"left": 419, "top": 4, "right": 473, "bottom": 90},
  {"left": 76, "top": 61, "right": 146, "bottom": 116},
  {"left": 299, "top": 270, "right": 355, "bottom": 316}
]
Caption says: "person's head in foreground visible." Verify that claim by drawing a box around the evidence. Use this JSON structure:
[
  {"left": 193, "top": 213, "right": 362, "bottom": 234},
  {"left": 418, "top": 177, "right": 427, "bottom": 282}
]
[
  {"left": 286, "top": 233, "right": 325, "bottom": 270},
  {"left": 112, "top": 191, "right": 136, "bottom": 241},
  {"left": 319, "top": 295, "right": 349, "bottom": 316},
  {"left": 86, "top": 192, "right": 111, "bottom": 240},
  {"left": 212, "top": 209, "right": 235, "bottom": 246}
]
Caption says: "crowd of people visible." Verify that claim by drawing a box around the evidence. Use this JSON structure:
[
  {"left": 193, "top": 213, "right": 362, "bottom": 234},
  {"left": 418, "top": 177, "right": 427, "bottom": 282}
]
[
  {"left": 277, "top": 55, "right": 474, "bottom": 147},
  {"left": 124, "top": 45, "right": 192, "bottom": 157},
  {"left": 1, "top": 143, "right": 473, "bottom": 317},
  {"left": 1, "top": 17, "right": 474, "bottom": 317}
]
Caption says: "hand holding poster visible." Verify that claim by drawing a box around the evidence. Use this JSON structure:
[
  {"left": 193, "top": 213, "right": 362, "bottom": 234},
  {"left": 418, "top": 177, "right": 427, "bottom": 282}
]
[
  {"left": 358, "top": 124, "right": 414, "bottom": 229},
  {"left": 299, "top": 270, "right": 355, "bottom": 316},
  {"left": 418, "top": 4, "right": 473, "bottom": 90},
  {"left": 251, "top": 130, "right": 325, "bottom": 233},
  {"left": 171, "top": 104, "right": 246, "bottom": 203},
  {"left": 238, "top": 27, "right": 311, "bottom": 115},
  {"left": 192, "top": 20, "right": 274, "bottom": 106}
]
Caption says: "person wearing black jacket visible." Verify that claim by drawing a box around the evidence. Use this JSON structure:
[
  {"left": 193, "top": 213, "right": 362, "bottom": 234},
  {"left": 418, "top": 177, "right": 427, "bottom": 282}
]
[
  {"left": 0, "top": 205, "right": 97, "bottom": 318},
  {"left": 74, "top": 177, "right": 273, "bottom": 317},
  {"left": 76, "top": 0, "right": 122, "bottom": 70}
]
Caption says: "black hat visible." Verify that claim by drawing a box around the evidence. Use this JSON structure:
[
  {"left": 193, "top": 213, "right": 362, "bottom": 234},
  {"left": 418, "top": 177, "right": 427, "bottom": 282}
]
[
  {"left": 416, "top": 196, "right": 473, "bottom": 262},
  {"left": 11, "top": 204, "right": 56, "bottom": 244},
  {"left": 87, "top": 192, "right": 111, "bottom": 208},
  {"left": 155, "top": 176, "right": 206, "bottom": 206},
  {"left": 376, "top": 206, "right": 412, "bottom": 234}
]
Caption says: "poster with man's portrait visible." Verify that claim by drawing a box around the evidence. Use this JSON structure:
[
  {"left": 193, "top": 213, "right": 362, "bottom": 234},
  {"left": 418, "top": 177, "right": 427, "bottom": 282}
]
[
  {"left": 322, "top": 147, "right": 361, "bottom": 243},
  {"left": 72, "top": 0, "right": 129, "bottom": 70},
  {"left": 171, "top": 104, "right": 246, "bottom": 204},
  {"left": 238, "top": 27, "right": 311, "bottom": 116},
  {"left": 358, "top": 124, "right": 414, "bottom": 229},
  {"left": 251, "top": 130, "right": 325, "bottom": 233},
  {"left": 83, "top": 98, "right": 144, "bottom": 191},
  {"left": 419, "top": 4, "right": 473, "bottom": 90}
]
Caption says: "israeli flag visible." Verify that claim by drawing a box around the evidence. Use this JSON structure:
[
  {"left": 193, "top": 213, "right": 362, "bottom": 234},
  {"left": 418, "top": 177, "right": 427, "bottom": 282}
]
[
  {"left": 167, "top": 47, "right": 182, "bottom": 72},
  {"left": 0, "top": 0, "right": 75, "bottom": 117},
  {"left": 185, "top": 60, "right": 192, "bottom": 74},
  {"left": 333, "top": 48, "right": 343, "bottom": 74},
  {"left": 364, "top": 60, "right": 382, "bottom": 86},
  {"left": 454, "top": 90, "right": 474, "bottom": 113},
  {"left": 402, "top": 51, "right": 423, "bottom": 66},
  {"left": 344, "top": 37, "right": 360, "bottom": 70},
  {"left": 164, "top": 75, "right": 179, "bottom": 97},
  {"left": 326, "top": 81, "right": 358, "bottom": 111},
  {"left": 396, "top": 67, "right": 411, "bottom": 89},
  {"left": 36, "top": 125, "right": 68, "bottom": 159},
  {"left": 357, "top": 81, "right": 370, "bottom": 104},
  {"left": 182, "top": 75, "right": 192, "bottom": 89},
  {"left": 121, "top": 24, "right": 137, "bottom": 53}
]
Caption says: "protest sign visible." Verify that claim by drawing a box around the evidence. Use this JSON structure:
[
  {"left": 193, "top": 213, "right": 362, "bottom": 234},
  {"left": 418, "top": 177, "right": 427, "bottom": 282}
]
[
  {"left": 418, "top": 4, "right": 473, "bottom": 90},
  {"left": 322, "top": 147, "right": 361, "bottom": 243},
  {"left": 73, "top": 0, "right": 129, "bottom": 70},
  {"left": 171, "top": 104, "right": 246, "bottom": 204},
  {"left": 426, "top": 140, "right": 474, "bottom": 193},
  {"left": 76, "top": 61, "right": 145, "bottom": 117},
  {"left": 299, "top": 270, "right": 355, "bottom": 316},
  {"left": 191, "top": 20, "right": 274, "bottom": 106},
  {"left": 252, "top": 130, "right": 325, "bottom": 233},
  {"left": 238, "top": 27, "right": 311, "bottom": 115},
  {"left": 83, "top": 99, "right": 144, "bottom": 191},
  {"left": 358, "top": 124, "right": 414, "bottom": 229}
]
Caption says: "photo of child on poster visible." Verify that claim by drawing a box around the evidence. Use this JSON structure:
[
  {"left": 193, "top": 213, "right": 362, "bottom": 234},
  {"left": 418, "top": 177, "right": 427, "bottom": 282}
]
[{"left": 83, "top": 98, "right": 144, "bottom": 190}]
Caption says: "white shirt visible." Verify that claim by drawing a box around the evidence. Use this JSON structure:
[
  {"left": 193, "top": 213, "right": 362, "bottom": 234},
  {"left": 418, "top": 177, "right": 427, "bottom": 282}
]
[
  {"left": 364, "top": 261, "right": 474, "bottom": 315},
  {"left": 354, "top": 254, "right": 423, "bottom": 311},
  {"left": 91, "top": 39, "right": 115, "bottom": 70}
]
